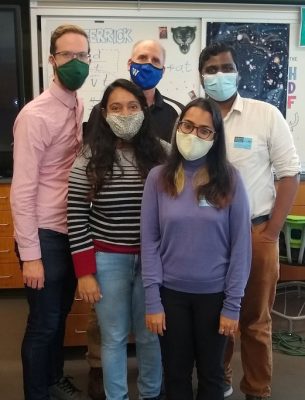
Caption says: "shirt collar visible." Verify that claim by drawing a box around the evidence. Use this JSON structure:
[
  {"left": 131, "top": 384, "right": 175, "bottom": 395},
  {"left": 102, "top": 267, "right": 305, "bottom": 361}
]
[
  {"left": 151, "top": 88, "right": 163, "bottom": 109},
  {"left": 223, "top": 93, "right": 243, "bottom": 121},
  {"left": 49, "top": 81, "right": 78, "bottom": 109}
]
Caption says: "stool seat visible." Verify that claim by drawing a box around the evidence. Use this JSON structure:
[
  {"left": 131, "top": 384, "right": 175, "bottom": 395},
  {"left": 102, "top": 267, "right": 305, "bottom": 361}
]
[{"left": 282, "top": 215, "right": 305, "bottom": 264}]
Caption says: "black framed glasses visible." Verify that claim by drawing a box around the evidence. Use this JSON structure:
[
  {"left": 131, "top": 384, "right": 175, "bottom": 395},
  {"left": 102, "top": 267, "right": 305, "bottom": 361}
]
[
  {"left": 178, "top": 121, "right": 215, "bottom": 140},
  {"left": 53, "top": 51, "right": 91, "bottom": 63}
]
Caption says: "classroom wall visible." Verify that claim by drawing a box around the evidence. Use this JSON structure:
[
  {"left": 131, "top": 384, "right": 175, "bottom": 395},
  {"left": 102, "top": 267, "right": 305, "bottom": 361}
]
[{"left": 30, "top": 1, "right": 305, "bottom": 172}]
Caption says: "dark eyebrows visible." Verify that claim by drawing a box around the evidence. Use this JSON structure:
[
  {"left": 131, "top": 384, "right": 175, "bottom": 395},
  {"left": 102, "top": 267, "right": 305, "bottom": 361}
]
[
  {"left": 203, "top": 63, "right": 236, "bottom": 73},
  {"left": 222, "top": 62, "right": 236, "bottom": 68},
  {"left": 183, "top": 119, "right": 214, "bottom": 130}
]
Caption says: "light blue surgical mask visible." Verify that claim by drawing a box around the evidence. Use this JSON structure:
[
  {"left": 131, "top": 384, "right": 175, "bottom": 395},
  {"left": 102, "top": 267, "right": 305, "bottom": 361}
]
[{"left": 202, "top": 72, "right": 238, "bottom": 102}]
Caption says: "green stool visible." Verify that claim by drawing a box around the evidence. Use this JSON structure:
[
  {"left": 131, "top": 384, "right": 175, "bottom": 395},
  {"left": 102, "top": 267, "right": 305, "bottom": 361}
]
[{"left": 282, "top": 215, "right": 305, "bottom": 264}]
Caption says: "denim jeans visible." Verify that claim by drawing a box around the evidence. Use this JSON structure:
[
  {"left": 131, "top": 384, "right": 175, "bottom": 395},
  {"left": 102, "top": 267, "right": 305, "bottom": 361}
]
[
  {"left": 95, "top": 252, "right": 162, "bottom": 400},
  {"left": 21, "top": 229, "right": 77, "bottom": 400}
]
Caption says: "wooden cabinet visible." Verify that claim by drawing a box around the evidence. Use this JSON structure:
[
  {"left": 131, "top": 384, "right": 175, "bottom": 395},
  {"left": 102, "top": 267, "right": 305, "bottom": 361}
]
[
  {"left": 0, "top": 182, "right": 89, "bottom": 345},
  {"left": 64, "top": 291, "right": 90, "bottom": 346},
  {"left": 0, "top": 183, "right": 23, "bottom": 289},
  {"left": 290, "top": 180, "right": 305, "bottom": 216}
]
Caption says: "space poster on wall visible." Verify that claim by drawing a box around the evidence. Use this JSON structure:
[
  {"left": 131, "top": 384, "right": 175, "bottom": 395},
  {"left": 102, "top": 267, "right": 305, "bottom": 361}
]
[{"left": 206, "top": 22, "right": 289, "bottom": 117}]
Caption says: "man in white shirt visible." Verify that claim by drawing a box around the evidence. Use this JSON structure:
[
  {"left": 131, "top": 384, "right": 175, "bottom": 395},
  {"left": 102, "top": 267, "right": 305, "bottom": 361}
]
[{"left": 198, "top": 41, "right": 300, "bottom": 400}]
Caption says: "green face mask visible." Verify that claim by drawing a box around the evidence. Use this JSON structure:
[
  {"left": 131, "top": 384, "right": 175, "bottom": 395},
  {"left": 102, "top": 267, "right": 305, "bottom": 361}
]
[{"left": 56, "top": 58, "right": 89, "bottom": 91}]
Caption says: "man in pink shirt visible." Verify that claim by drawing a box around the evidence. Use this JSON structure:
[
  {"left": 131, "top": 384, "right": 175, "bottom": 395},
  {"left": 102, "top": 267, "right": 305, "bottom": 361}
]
[{"left": 10, "top": 24, "right": 90, "bottom": 400}]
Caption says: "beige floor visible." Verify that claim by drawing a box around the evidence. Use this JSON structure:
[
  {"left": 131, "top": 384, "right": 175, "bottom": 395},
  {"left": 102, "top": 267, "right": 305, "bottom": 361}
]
[{"left": 0, "top": 288, "right": 305, "bottom": 400}]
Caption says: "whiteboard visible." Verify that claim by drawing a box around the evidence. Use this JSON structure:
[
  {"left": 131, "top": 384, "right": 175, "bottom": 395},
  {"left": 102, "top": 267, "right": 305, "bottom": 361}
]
[{"left": 41, "top": 17, "right": 202, "bottom": 121}]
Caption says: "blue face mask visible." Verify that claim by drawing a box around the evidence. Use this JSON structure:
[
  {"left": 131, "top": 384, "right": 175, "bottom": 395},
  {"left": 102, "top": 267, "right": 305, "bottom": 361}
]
[
  {"left": 203, "top": 72, "right": 238, "bottom": 102},
  {"left": 129, "top": 62, "right": 163, "bottom": 90}
]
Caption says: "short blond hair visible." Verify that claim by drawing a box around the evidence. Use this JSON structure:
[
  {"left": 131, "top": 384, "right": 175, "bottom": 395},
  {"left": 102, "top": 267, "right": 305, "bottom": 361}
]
[{"left": 50, "top": 24, "right": 89, "bottom": 55}]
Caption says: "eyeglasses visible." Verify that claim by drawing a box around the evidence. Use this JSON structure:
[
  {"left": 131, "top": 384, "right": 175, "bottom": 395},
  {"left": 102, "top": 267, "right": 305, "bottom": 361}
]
[
  {"left": 53, "top": 51, "right": 91, "bottom": 63},
  {"left": 178, "top": 121, "right": 215, "bottom": 140}
]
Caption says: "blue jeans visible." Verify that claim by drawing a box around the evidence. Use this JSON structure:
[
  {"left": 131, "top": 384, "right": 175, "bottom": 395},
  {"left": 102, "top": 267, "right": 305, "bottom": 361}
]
[
  {"left": 95, "top": 252, "right": 162, "bottom": 400},
  {"left": 21, "top": 229, "right": 77, "bottom": 400}
]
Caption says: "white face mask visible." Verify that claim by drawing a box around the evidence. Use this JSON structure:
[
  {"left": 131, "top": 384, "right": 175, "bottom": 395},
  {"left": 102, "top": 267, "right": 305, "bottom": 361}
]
[
  {"left": 106, "top": 111, "right": 144, "bottom": 141},
  {"left": 176, "top": 130, "right": 214, "bottom": 161}
]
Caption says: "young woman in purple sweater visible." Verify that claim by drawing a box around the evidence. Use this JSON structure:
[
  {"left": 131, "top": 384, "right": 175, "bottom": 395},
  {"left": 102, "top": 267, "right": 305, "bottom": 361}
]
[{"left": 141, "top": 97, "right": 251, "bottom": 400}]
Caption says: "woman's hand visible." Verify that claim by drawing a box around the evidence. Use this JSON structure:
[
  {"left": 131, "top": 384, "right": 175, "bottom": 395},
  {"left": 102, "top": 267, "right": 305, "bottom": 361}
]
[
  {"left": 219, "top": 315, "right": 239, "bottom": 336},
  {"left": 78, "top": 275, "right": 101, "bottom": 304},
  {"left": 146, "top": 313, "right": 166, "bottom": 336}
]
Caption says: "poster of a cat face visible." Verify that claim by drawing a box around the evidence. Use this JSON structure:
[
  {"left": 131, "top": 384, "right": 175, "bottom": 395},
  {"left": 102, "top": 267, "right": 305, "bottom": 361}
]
[{"left": 171, "top": 26, "right": 197, "bottom": 54}]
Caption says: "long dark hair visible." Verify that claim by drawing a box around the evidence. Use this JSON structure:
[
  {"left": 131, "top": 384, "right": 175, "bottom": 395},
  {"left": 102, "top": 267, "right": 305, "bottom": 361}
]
[
  {"left": 161, "top": 97, "right": 234, "bottom": 208},
  {"left": 85, "top": 79, "right": 167, "bottom": 198}
]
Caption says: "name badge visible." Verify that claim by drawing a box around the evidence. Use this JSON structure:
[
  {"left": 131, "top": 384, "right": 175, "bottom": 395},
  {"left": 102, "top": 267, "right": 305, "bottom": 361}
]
[
  {"left": 233, "top": 136, "right": 253, "bottom": 150},
  {"left": 198, "top": 197, "right": 211, "bottom": 207}
]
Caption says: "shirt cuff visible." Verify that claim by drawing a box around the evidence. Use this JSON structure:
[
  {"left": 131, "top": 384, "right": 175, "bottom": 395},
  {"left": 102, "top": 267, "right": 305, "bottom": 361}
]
[
  {"left": 145, "top": 284, "right": 164, "bottom": 314},
  {"left": 221, "top": 307, "right": 240, "bottom": 321},
  {"left": 72, "top": 248, "right": 97, "bottom": 278},
  {"left": 18, "top": 245, "right": 42, "bottom": 261}
]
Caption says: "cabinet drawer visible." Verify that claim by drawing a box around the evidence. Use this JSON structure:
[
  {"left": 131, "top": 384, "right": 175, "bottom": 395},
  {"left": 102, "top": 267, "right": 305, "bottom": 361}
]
[
  {"left": 0, "top": 262, "right": 23, "bottom": 288},
  {"left": 0, "top": 210, "right": 14, "bottom": 236},
  {"left": 64, "top": 313, "right": 89, "bottom": 346},
  {"left": 70, "top": 293, "right": 91, "bottom": 314},
  {"left": 293, "top": 182, "right": 305, "bottom": 206},
  {"left": 0, "top": 237, "right": 19, "bottom": 263},
  {"left": 290, "top": 205, "right": 305, "bottom": 216},
  {"left": 0, "top": 185, "right": 11, "bottom": 211}
]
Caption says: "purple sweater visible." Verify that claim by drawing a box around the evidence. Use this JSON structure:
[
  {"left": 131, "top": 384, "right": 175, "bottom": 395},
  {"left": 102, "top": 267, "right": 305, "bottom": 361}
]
[{"left": 140, "top": 159, "right": 251, "bottom": 320}]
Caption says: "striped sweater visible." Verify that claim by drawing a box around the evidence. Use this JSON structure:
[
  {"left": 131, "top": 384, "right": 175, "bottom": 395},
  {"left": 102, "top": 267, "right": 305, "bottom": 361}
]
[{"left": 68, "top": 147, "right": 145, "bottom": 277}]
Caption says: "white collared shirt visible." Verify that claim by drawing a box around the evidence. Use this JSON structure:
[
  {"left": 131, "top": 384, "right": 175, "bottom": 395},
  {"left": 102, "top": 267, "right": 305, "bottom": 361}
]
[{"left": 224, "top": 94, "right": 300, "bottom": 219}]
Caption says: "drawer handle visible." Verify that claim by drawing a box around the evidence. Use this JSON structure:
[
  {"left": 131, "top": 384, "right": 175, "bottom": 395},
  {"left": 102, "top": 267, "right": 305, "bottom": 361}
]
[
  {"left": 0, "top": 275, "right": 12, "bottom": 279},
  {"left": 0, "top": 223, "right": 9, "bottom": 226},
  {"left": 0, "top": 249, "right": 10, "bottom": 253},
  {"left": 74, "top": 329, "right": 87, "bottom": 334},
  {"left": 0, "top": 196, "right": 8, "bottom": 199}
]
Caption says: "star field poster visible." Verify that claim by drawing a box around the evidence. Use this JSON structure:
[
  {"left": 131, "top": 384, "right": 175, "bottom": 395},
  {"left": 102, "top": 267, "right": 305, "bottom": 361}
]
[{"left": 206, "top": 22, "right": 289, "bottom": 116}]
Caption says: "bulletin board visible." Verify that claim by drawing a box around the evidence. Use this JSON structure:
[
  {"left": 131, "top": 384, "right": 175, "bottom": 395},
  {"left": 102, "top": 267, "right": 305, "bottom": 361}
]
[{"left": 31, "top": 1, "right": 305, "bottom": 171}]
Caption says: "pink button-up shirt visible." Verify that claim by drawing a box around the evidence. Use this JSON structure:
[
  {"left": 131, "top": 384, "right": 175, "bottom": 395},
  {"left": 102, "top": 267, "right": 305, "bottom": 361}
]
[{"left": 10, "top": 81, "right": 83, "bottom": 261}]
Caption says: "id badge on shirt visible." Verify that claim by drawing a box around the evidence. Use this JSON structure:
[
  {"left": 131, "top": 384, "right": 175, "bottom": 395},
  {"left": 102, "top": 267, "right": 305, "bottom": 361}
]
[
  {"left": 233, "top": 136, "right": 253, "bottom": 150},
  {"left": 198, "top": 197, "right": 211, "bottom": 207}
]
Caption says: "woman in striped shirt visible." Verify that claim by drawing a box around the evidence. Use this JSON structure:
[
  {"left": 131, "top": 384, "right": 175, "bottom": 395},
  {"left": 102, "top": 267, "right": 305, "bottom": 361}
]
[{"left": 67, "top": 79, "right": 167, "bottom": 400}]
